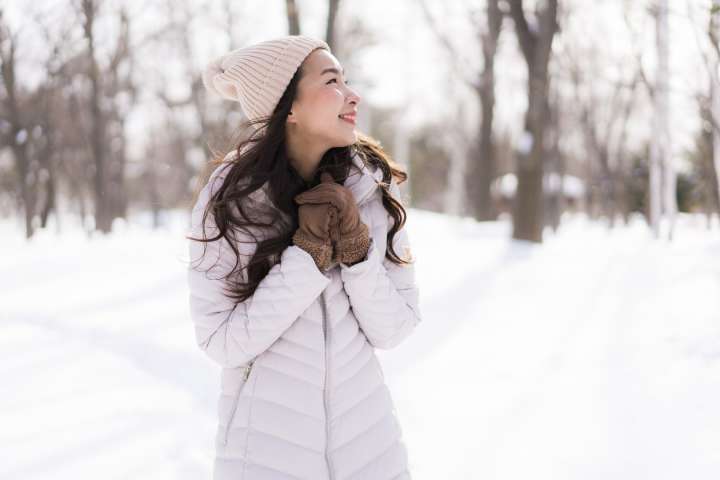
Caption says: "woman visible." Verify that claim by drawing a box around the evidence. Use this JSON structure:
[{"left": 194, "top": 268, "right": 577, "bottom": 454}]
[{"left": 187, "top": 35, "right": 421, "bottom": 480}]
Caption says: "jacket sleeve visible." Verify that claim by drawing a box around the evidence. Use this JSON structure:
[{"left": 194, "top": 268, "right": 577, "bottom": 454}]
[
  {"left": 187, "top": 166, "right": 331, "bottom": 368},
  {"left": 339, "top": 177, "right": 422, "bottom": 349}
]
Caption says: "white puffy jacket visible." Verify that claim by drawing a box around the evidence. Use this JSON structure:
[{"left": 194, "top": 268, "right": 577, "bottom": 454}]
[{"left": 187, "top": 151, "right": 422, "bottom": 480}]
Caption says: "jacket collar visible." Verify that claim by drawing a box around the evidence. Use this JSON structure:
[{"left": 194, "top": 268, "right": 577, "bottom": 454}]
[
  {"left": 344, "top": 152, "right": 384, "bottom": 207},
  {"left": 220, "top": 148, "right": 384, "bottom": 208}
]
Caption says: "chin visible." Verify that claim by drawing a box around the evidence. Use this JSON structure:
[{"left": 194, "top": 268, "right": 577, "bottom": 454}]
[
  {"left": 330, "top": 131, "right": 357, "bottom": 148},
  {"left": 344, "top": 129, "right": 358, "bottom": 144}
]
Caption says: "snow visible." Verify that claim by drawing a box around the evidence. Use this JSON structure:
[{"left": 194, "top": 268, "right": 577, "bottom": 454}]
[
  {"left": 493, "top": 173, "right": 586, "bottom": 198},
  {"left": 1, "top": 209, "right": 719, "bottom": 479}
]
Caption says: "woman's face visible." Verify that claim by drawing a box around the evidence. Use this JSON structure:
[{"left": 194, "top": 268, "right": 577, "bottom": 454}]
[{"left": 287, "top": 49, "right": 361, "bottom": 148}]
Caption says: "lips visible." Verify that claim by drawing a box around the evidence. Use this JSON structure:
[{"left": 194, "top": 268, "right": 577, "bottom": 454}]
[{"left": 338, "top": 113, "right": 356, "bottom": 125}]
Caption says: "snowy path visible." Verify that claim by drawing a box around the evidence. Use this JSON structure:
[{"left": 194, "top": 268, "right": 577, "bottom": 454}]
[
  {"left": 1, "top": 212, "right": 719, "bottom": 479},
  {"left": 389, "top": 214, "right": 720, "bottom": 479}
]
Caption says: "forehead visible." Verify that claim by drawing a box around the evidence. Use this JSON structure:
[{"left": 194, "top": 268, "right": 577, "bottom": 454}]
[{"left": 301, "top": 49, "right": 344, "bottom": 76}]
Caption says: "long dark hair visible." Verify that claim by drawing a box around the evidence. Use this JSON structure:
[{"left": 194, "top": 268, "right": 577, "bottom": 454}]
[{"left": 187, "top": 58, "right": 412, "bottom": 303}]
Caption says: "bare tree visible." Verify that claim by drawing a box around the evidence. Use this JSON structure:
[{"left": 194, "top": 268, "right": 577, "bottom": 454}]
[
  {"left": 419, "top": 0, "right": 503, "bottom": 221},
  {"left": 693, "top": 93, "right": 720, "bottom": 222},
  {"left": 155, "top": 0, "right": 225, "bottom": 195},
  {"left": 559, "top": 40, "right": 640, "bottom": 227},
  {"left": 474, "top": 0, "right": 503, "bottom": 221},
  {"left": 283, "top": 0, "right": 348, "bottom": 64},
  {"left": 544, "top": 81, "right": 563, "bottom": 231},
  {"left": 326, "top": 0, "right": 341, "bottom": 50},
  {"left": 504, "top": 0, "right": 559, "bottom": 243},
  {"left": 680, "top": 0, "right": 720, "bottom": 224},
  {"left": 76, "top": 0, "right": 139, "bottom": 233},
  {"left": 0, "top": 10, "right": 38, "bottom": 238},
  {"left": 79, "top": 0, "right": 114, "bottom": 232},
  {"left": 707, "top": 0, "right": 720, "bottom": 220},
  {"left": 652, "top": 0, "right": 675, "bottom": 239},
  {"left": 32, "top": 12, "right": 70, "bottom": 231},
  {"left": 625, "top": 0, "right": 675, "bottom": 238},
  {"left": 103, "top": 7, "right": 136, "bottom": 224}
]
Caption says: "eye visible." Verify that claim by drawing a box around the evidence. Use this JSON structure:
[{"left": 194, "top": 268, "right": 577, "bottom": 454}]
[{"left": 326, "top": 77, "right": 351, "bottom": 85}]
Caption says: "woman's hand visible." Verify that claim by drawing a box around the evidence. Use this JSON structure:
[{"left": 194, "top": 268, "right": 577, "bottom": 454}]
[
  {"left": 314, "top": 176, "right": 370, "bottom": 266},
  {"left": 292, "top": 172, "right": 341, "bottom": 271}
]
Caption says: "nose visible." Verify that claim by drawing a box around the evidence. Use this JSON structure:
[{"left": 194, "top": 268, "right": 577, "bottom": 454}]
[{"left": 347, "top": 86, "right": 361, "bottom": 107}]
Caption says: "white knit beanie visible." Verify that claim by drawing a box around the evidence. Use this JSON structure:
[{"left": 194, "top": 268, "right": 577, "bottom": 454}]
[{"left": 202, "top": 35, "right": 330, "bottom": 122}]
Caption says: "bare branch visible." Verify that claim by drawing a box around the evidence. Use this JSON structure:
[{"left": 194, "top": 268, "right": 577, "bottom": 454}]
[
  {"left": 417, "top": 0, "right": 480, "bottom": 90},
  {"left": 623, "top": 0, "right": 654, "bottom": 99},
  {"left": 506, "top": 0, "right": 535, "bottom": 63}
]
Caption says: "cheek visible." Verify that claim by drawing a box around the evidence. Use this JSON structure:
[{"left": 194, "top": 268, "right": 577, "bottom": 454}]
[
  {"left": 311, "top": 86, "right": 342, "bottom": 108},
  {"left": 304, "top": 90, "right": 343, "bottom": 125}
]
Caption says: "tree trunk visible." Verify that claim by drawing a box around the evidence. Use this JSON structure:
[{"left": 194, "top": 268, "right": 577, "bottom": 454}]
[
  {"left": 14, "top": 138, "right": 36, "bottom": 239},
  {"left": 286, "top": 0, "right": 301, "bottom": 35},
  {"left": 325, "top": 0, "right": 341, "bottom": 51},
  {"left": 710, "top": 0, "right": 720, "bottom": 221},
  {"left": 466, "top": 0, "right": 502, "bottom": 221},
  {"left": 38, "top": 125, "right": 57, "bottom": 229},
  {"left": 546, "top": 88, "right": 563, "bottom": 232},
  {"left": 506, "top": 0, "right": 559, "bottom": 243},
  {"left": 82, "top": 0, "right": 112, "bottom": 233},
  {"left": 0, "top": 19, "right": 37, "bottom": 238},
  {"left": 513, "top": 64, "right": 552, "bottom": 242},
  {"left": 658, "top": 0, "right": 675, "bottom": 239},
  {"left": 650, "top": 0, "right": 673, "bottom": 239}
]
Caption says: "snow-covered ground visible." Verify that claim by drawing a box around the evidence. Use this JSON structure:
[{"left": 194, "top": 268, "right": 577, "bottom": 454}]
[{"left": 1, "top": 209, "right": 719, "bottom": 479}]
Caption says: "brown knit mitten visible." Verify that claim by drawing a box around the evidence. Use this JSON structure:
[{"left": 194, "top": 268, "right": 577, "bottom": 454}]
[
  {"left": 326, "top": 189, "right": 370, "bottom": 266},
  {"left": 293, "top": 173, "right": 341, "bottom": 271},
  {"left": 333, "top": 220, "right": 370, "bottom": 265}
]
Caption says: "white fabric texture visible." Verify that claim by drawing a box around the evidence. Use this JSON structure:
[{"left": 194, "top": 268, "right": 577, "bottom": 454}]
[{"left": 187, "top": 151, "right": 422, "bottom": 480}]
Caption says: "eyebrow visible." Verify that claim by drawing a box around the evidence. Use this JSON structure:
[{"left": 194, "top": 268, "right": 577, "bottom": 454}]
[{"left": 320, "top": 67, "right": 345, "bottom": 76}]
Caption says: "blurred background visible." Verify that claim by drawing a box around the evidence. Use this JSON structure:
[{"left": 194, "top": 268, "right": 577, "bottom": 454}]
[{"left": 1, "top": 0, "right": 719, "bottom": 479}]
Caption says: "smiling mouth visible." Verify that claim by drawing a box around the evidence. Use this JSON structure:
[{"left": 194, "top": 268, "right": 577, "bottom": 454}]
[{"left": 338, "top": 114, "right": 356, "bottom": 125}]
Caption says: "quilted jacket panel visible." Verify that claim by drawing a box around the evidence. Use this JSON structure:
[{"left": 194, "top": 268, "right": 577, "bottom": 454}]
[{"left": 187, "top": 151, "right": 421, "bottom": 480}]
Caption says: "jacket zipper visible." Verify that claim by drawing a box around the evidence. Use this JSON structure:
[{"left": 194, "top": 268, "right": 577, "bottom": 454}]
[
  {"left": 321, "top": 291, "right": 335, "bottom": 480},
  {"left": 320, "top": 185, "right": 372, "bottom": 476},
  {"left": 222, "top": 360, "right": 254, "bottom": 446}
]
